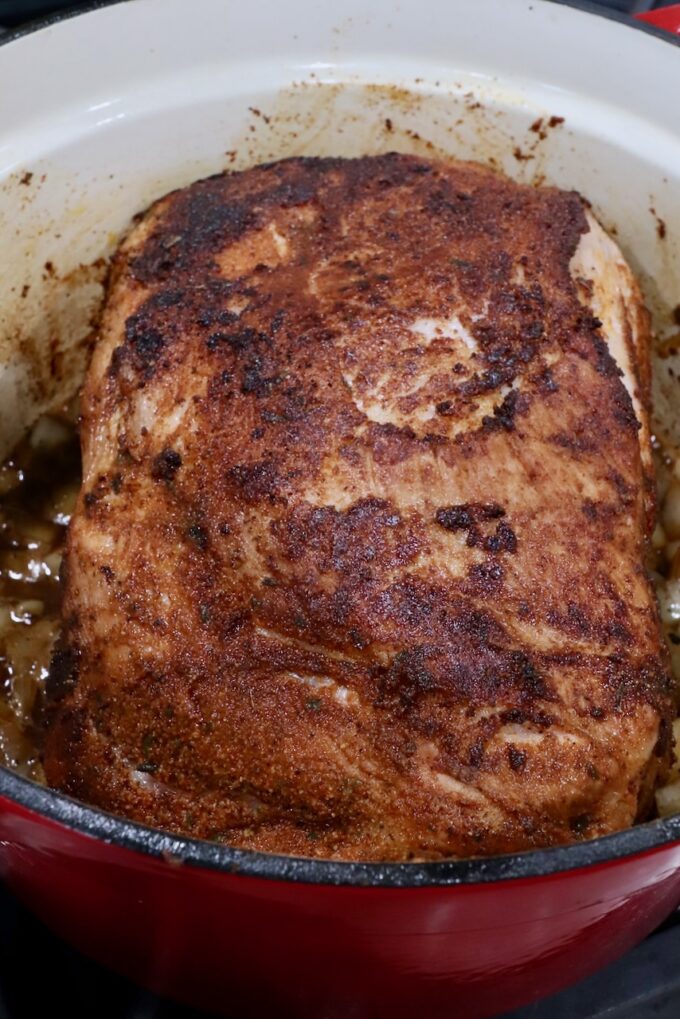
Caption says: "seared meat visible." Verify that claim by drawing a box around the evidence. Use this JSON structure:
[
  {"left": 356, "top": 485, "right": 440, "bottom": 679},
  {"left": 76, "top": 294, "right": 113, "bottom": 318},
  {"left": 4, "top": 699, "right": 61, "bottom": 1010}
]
[{"left": 43, "top": 154, "right": 675, "bottom": 860}]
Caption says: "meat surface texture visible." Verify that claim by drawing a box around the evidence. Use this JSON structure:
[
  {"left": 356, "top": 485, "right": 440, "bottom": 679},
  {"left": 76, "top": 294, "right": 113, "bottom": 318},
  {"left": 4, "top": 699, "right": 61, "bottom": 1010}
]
[{"left": 43, "top": 154, "right": 675, "bottom": 860}]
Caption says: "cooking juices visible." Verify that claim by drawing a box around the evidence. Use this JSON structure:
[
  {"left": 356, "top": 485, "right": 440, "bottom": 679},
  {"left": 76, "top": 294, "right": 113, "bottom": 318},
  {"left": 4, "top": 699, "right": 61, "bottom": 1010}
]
[{"left": 0, "top": 410, "right": 79, "bottom": 779}]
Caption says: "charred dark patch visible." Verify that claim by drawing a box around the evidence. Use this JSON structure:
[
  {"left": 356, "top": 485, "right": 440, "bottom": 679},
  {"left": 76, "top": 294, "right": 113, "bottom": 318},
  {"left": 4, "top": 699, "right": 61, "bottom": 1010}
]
[
  {"left": 457, "top": 366, "right": 515, "bottom": 398},
  {"left": 196, "top": 306, "right": 240, "bottom": 330},
  {"left": 581, "top": 499, "right": 599, "bottom": 521},
  {"left": 484, "top": 520, "right": 517, "bottom": 553},
  {"left": 654, "top": 715, "right": 672, "bottom": 758},
  {"left": 511, "top": 653, "right": 549, "bottom": 701},
  {"left": 507, "top": 746, "right": 527, "bottom": 772},
  {"left": 499, "top": 707, "right": 554, "bottom": 729},
  {"left": 481, "top": 388, "right": 521, "bottom": 433},
  {"left": 241, "top": 358, "right": 283, "bottom": 396},
  {"left": 130, "top": 169, "right": 318, "bottom": 283},
  {"left": 435, "top": 503, "right": 516, "bottom": 554},
  {"left": 151, "top": 448, "right": 182, "bottom": 482},
  {"left": 436, "top": 503, "right": 505, "bottom": 531},
  {"left": 348, "top": 627, "right": 369, "bottom": 650},
  {"left": 131, "top": 192, "right": 254, "bottom": 281},
  {"left": 437, "top": 368, "right": 517, "bottom": 417},
  {"left": 427, "top": 188, "right": 473, "bottom": 219},
  {"left": 534, "top": 367, "right": 558, "bottom": 394},
  {"left": 186, "top": 524, "right": 208, "bottom": 551},
  {"left": 227, "top": 459, "right": 280, "bottom": 503},
  {"left": 569, "top": 814, "right": 590, "bottom": 836},
  {"left": 590, "top": 332, "right": 621, "bottom": 379},
  {"left": 45, "top": 646, "right": 80, "bottom": 704},
  {"left": 374, "top": 647, "right": 438, "bottom": 713},
  {"left": 468, "top": 738, "right": 485, "bottom": 768},
  {"left": 148, "top": 288, "right": 185, "bottom": 309},
  {"left": 611, "top": 386, "right": 641, "bottom": 432},
  {"left": 124, "top": 313, "right": 165, "bottom": 370},
  {"left": 223, "top": 609, "right": 250, "bottom": 636},
  {"left": 207, "top": 326, "right": 264, "bottom": 352}
]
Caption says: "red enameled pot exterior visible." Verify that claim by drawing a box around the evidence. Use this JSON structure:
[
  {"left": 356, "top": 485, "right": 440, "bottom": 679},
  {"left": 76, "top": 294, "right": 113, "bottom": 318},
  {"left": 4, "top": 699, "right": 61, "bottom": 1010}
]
[
  {"left": 636, "top": 4, "right": 680, "bottom": 34},
  {"left": 1, "top": 790, "right": 680, "bottom": 1019}
]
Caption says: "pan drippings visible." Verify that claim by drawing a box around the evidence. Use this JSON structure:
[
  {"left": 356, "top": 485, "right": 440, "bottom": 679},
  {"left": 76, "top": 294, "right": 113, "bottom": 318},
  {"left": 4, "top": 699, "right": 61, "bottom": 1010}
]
[{"left": 0, "top": 410, "right": 79, "bottom": 779}]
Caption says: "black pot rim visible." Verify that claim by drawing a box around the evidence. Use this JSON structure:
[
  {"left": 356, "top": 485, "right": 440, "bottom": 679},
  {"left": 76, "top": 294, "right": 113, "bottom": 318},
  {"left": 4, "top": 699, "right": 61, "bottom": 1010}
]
[
  {"left": 3, "top": 765, "right": 680, "bottom": 887},
  {"left": 1, "top": 0, "right": 679, "bottom": 888}
]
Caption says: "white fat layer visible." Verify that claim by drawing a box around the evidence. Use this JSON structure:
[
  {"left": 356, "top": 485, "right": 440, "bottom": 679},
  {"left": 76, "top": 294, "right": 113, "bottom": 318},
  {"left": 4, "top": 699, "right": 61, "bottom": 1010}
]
[
  {"left": 408, "top": 314, "right": 478, "bottom": 351},
  {"left": 269, "top": 224, "right": 289, "bottom": 258},
  {"left": 285, "top": 670, "right": 359, "bottom": 707}
]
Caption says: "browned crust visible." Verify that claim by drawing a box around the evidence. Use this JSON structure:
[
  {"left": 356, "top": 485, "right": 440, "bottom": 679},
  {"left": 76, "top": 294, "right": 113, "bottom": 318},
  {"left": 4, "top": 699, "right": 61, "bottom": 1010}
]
[{"left": 42, "top": 155, "right": 674, "bottom": 860}]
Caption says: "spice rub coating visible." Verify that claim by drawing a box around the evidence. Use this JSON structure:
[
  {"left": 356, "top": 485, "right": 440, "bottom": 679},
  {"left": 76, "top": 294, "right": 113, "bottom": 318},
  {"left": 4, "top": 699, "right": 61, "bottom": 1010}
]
[{"left": 42, "top": 154, "right": 674, "bottom": 860}]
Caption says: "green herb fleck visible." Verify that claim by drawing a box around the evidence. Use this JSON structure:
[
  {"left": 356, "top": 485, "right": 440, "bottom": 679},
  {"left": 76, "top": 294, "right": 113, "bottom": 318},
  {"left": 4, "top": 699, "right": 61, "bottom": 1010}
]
[{"left": 211, "top": 832, "right": 231, "bottom": 844}]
